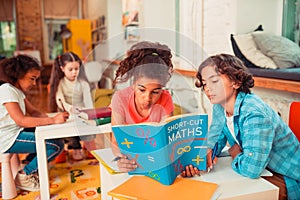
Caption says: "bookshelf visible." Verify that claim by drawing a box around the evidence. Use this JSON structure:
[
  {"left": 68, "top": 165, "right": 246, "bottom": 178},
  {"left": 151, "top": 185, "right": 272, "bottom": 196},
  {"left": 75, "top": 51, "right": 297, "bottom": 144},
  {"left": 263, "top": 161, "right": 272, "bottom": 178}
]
[{"left": 91, "top": 16, "right": 107, "bottom": 49}]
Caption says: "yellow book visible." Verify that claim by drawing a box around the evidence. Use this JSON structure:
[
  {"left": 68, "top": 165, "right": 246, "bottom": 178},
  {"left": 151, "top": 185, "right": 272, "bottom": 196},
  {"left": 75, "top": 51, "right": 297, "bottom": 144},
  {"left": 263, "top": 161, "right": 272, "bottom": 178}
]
[{"left": 108, "top": 175, "right": 218, "bottom": 200}]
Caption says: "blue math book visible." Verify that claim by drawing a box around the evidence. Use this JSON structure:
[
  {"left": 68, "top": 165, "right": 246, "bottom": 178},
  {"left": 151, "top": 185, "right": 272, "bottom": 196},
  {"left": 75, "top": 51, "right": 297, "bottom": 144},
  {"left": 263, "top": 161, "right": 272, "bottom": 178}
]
[{"left": 112, "top": 113, "right": 208, "bottom": 185}]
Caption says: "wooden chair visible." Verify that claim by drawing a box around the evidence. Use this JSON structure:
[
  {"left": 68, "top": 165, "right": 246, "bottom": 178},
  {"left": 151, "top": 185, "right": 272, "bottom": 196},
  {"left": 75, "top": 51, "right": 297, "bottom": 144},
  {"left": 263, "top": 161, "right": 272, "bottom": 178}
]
[
  {"left": 0, "top": 153, "right": 20, "bottom": 199},
  {"left": 289, "top": 102, "right": 300, "bottom": 141}
]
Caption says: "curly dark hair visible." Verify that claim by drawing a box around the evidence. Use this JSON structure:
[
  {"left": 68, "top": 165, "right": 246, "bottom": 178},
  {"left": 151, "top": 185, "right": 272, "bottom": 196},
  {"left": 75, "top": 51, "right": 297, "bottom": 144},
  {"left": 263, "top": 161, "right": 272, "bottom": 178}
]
[
  {"left": 0, "top": 55, "right": 41, "bottom": 85},
  {"left": 49, "top": 52, "right": 87, "bottom": 112},
  {"left": 195, "top": 53, "right": 254, "bottom": 94},
  {"left": 113, "top": 41, "right": 173, "bottom": 87}
]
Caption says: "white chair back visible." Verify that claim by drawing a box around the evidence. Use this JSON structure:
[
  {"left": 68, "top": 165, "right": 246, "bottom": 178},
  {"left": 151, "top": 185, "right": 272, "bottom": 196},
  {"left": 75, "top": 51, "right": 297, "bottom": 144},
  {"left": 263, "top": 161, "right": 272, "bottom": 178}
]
[{"left": 84, "top": 61, "right": 112, "bottom": 89}]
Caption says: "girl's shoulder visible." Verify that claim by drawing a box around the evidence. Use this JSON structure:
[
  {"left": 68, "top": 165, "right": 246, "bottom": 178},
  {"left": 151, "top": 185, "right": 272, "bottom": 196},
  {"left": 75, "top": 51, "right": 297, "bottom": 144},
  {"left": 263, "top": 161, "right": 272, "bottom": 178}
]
[
  {"left": 161, "top": 89, "right": 172, "bottom": 97},
  {"left": 0, "top": 83, "right": 25, "bottom": 99},
  {"left": 0, "top": 82, "right": 16, "bottom": 91},
  {"left": 242, "top": 93, "right": 265, "bottom": 108},
  {"left": 239, "top": 92, "right": 275, "bottom": 116}
]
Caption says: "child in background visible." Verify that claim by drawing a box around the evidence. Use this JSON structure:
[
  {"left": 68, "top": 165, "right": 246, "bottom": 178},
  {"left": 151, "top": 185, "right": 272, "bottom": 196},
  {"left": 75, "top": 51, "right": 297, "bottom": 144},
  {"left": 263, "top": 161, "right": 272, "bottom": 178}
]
[
  {"left": 49, "top": 52, "right": 97, "bottom": 161},
  {"left": 190, "top": 53, "right": 300, "bottom": 200},
  {"left": 0, "top": 55, "right": 68, "bottom": 192}
]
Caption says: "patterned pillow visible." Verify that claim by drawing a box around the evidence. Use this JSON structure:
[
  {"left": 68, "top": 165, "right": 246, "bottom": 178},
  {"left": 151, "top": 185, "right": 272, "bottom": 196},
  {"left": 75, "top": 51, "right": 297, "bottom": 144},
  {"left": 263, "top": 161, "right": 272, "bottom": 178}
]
[{"left": 232, "top": 33, "right": 278, "bottom": 69}]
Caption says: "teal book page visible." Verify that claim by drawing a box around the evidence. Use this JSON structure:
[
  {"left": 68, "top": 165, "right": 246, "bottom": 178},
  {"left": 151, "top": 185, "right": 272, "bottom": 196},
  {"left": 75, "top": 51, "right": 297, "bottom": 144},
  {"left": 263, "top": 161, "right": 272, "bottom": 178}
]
[
  {"left": 166, "top": 114, "right": 208, "bottom": 180},
  {"left": 112, "top": 113, "right": 208, "bottom": 185},
  {"left": 112, "top": 124, "right": 173, "bottom": 185}
]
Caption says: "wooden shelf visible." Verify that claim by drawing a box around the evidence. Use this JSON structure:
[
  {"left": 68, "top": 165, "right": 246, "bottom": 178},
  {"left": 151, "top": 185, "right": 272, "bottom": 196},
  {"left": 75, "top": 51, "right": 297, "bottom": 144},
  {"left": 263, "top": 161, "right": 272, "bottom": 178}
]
[
  {"left": 174, "top": 68, "right": 300, "bottom": 94},
  {"left": 253, "top": 77, "right": 300, "bottom": 94},
  {"left": 92, "top": 26, "right": 106, "bottom": 32},
  {"left": 174, "top": 69, "right": 197, "bottom": 77}
]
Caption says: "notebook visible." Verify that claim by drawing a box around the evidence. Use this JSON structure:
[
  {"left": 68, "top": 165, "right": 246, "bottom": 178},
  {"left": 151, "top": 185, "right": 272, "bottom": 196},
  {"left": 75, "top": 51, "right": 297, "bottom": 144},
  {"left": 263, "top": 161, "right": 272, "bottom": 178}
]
[{"left": 107, "top": 175, "right": 218, "bottom": 200}]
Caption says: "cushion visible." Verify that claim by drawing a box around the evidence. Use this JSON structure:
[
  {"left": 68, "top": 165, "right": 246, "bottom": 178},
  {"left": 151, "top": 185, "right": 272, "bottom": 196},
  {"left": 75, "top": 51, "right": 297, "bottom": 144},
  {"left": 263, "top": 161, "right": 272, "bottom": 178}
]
[
  {"left": 232, "top": 33, "right": 278, "bottom": 69},
  {"left": 231, "top": 34, "right": 258, "bottom": 68},
  {"left": 252, "top": 32, "right": 300, "bottom": 69},
  {"left": 93, "top": 89, "right": 114, "bottom": 108}
]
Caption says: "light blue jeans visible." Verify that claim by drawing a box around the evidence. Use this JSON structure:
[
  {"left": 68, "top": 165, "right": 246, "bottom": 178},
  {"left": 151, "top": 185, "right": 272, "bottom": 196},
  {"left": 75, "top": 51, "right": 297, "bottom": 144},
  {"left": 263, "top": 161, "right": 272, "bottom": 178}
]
[{"left": 5, "top": 129, "right": 64, "bottom": 175}]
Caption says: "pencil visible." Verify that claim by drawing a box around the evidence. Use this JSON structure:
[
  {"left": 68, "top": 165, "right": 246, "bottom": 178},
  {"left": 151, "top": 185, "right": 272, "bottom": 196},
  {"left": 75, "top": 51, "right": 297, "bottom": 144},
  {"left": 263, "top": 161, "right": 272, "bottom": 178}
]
[
  {"left": 58, "top": 98, "right": 66, "bottom": 112},
  {"left": 111, "top": 156, "right": 121, "bottom": 162},
  {"left": 211, "top": 142, "right": 218, "bottom": 162}
]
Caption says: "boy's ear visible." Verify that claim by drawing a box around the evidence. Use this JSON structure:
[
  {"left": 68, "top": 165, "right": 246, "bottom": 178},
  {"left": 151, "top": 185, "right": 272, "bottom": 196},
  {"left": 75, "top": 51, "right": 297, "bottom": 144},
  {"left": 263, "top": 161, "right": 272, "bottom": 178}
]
[{"left": 232, "top": 82, "right": 240, "bottom": 89}]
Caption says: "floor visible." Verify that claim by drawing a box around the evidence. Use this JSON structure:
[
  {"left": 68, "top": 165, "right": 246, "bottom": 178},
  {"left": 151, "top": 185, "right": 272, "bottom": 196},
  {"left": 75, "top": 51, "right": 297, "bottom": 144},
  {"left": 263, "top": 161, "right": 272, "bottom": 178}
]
[{"left": 0, "top": 84, "right": 105, "bottom": 199}]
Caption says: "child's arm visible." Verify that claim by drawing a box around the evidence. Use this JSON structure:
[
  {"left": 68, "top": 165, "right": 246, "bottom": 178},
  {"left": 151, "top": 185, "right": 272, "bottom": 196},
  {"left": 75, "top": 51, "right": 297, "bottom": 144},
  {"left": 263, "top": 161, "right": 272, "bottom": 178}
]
[
  {"left": 24, "top": 98, "right": 47, "bottom": 117},
  {"left": 4, "top": 101, "right": 69, "bottom": 127},
  {"left": 110, "top": 112, "right": 124, "bottom": 155},
  {"left": 55, "top": 84, "right": 72, "bottom": 112},
  {"left": 111, "top": 111, "right": 138, "bottom": 172},
  {"left": 231, "top": 113, "right": 274, "bottom": 178},
  {"left": 228, "top": 143, "right": 242, "bottom": 159}
]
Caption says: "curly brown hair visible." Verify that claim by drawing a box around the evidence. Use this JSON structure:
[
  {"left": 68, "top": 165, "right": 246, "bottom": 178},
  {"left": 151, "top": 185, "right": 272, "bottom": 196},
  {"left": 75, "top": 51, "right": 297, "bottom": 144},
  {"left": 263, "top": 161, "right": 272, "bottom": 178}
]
[
  {"left": 113, "top": 41, "right": 173, "bottom": 87},
  {"left": 0, "top": 55, "right": 41, "bottom": 85},
  {"left": 48, "top": 52, "right": 87, "bottom": 112},
  {"left": 195, "top": 54, "right": 254, "bottom": 94}
]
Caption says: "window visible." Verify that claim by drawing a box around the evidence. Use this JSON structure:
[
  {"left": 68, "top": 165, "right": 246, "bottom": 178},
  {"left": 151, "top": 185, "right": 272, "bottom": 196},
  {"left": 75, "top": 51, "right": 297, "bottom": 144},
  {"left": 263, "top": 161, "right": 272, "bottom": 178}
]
[
  {"left": 43, "top": 0, "right": 80, "bottom": 64},
  {"left": 44, "top": 19, "right": 68, "bottom": 63},
  {"left": 0, "top": 0, "right": 16, "bottom": 58},
  {"left": 0, "top": 21, "right": 16, "bottom": 58},
  {"left": 281, "top": 0, "right": 300, "bottom": 45}
]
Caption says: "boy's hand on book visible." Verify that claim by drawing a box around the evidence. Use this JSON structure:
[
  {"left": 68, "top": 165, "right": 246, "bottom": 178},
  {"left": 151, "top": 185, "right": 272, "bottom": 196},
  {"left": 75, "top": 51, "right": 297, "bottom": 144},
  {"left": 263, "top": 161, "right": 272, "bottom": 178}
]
[
  {"left": 181, "top": 165, "right": 200, "bottom": 177},
  {"left": 207, "top": 148, "right": 218, "bottom": 172},
  {"left": 116, "top": 154, "right": 138, "bottom": 172}
]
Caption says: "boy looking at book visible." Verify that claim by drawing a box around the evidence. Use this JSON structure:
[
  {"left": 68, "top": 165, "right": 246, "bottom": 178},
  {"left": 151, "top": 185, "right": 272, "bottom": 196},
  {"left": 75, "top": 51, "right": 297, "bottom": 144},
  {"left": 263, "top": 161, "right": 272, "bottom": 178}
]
[{"left": 190, "top": 54, "right": 300, "bottom": 199}]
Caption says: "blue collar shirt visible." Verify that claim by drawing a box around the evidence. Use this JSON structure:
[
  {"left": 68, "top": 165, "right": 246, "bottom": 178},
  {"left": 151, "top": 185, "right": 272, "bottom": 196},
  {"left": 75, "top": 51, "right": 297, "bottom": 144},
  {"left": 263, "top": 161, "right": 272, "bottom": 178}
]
[{"left": 208, "top": 92, "right": 300, "bottom": 199}]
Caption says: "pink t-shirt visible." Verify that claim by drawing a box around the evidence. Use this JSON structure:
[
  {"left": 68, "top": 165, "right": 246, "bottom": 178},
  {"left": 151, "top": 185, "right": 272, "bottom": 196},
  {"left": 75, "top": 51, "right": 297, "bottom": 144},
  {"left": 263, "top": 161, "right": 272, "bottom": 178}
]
[{"left": 110, "top": 86, "right": 174, "bottom": 124}]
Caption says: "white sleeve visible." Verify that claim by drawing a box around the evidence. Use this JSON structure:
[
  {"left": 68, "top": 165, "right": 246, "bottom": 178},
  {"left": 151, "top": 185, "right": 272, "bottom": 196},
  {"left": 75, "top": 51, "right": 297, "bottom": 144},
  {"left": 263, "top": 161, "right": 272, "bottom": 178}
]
[{"left": 56, "top": 81, "right": 72, "bottom": 112}]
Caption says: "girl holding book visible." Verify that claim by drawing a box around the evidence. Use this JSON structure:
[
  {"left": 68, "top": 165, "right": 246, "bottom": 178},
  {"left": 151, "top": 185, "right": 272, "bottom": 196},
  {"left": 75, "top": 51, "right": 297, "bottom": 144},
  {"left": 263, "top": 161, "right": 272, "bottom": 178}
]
[
  {"left": 192, "top": 53, "right": 300, "bottom": 200},
  {"left": 0, "top": 55, "right": 68, "bottom": 192},
  {"left": 110, "top": 41, "right": 176, "bottom": 172},
  {"left": 49, "top": 52, "right": 97, "bottom": 161}
]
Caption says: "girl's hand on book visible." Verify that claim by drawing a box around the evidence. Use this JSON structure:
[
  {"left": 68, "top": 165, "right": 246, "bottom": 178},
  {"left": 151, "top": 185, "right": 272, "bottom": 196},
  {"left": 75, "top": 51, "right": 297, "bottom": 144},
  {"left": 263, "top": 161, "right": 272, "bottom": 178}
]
[
  {"left": 116, "top": 154, "right": 138, "bottom": 172},
  {"left": 181, "top": 165, "right": 200, "bottom": 177},
  {"left": 71, "top": 106, "right": 81, "bottom": 114}
]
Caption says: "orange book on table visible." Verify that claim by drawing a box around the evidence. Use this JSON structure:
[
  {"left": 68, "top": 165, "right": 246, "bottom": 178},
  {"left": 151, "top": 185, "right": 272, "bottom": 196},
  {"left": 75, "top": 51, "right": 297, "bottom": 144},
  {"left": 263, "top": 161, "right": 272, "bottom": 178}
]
[{"left": 107, "top": 176, "right": 218, "bottom": 200}]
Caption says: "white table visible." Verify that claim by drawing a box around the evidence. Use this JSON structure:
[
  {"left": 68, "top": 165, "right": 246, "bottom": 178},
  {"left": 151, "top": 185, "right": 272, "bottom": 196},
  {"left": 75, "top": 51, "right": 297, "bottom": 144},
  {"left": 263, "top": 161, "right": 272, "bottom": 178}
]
[
  {"left": 193, "top": 156, "right": 279, "bottom": 199},
  {"left": 35, "top": 117, "right": 111, "bottom": 199},
  {"left": 93, "top": 148, "right": 279, "bottom": 200}
]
